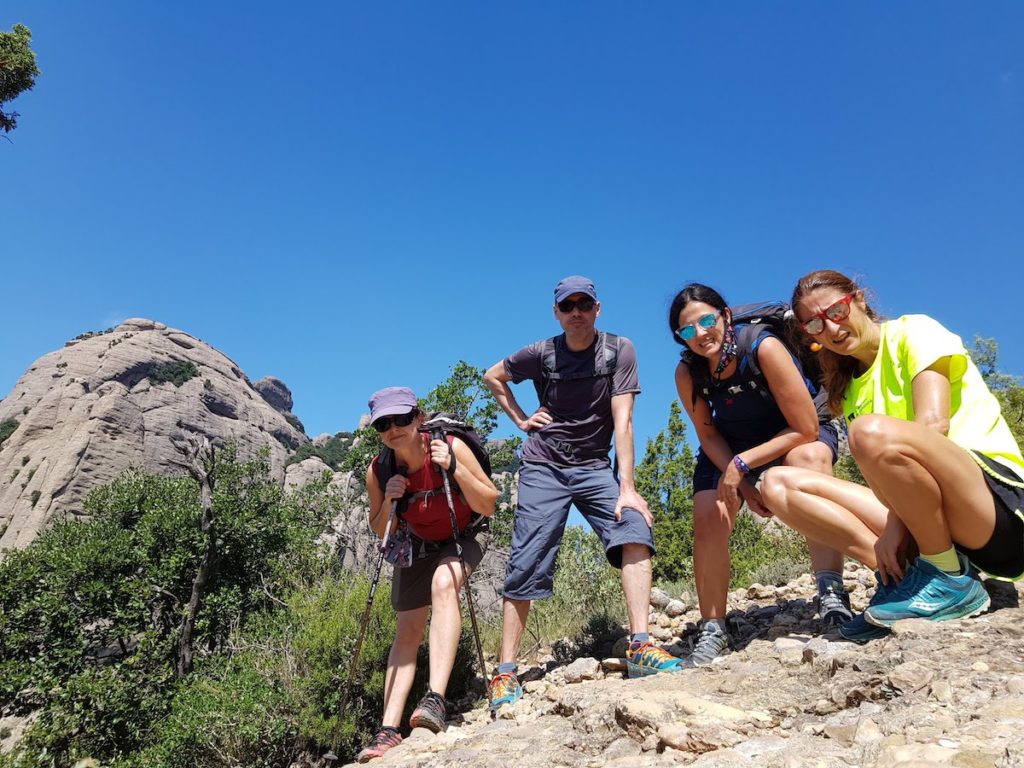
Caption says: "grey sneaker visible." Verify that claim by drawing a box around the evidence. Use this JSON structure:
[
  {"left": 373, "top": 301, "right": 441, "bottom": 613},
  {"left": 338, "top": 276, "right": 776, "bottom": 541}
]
[
  {"left": 818, "top": 582, "right": 854, "bottom": 628},
  {"left": 679, "top": 623, "right": 730, "bottom": 668}
]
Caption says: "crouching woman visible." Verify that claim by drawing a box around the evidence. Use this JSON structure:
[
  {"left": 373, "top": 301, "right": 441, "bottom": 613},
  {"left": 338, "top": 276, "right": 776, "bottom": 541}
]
[
  {"left": 357, "top": 387, "right": 498, "bottom": 762},
  {"left": 761, "top": 270, "right": 1024, "bottom": 643}
]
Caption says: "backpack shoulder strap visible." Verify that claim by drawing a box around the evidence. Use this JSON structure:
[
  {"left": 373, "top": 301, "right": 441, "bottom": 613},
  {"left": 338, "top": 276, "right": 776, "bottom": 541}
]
[{"left": 373, "top": 447, "right": 397, "bottom": 493}]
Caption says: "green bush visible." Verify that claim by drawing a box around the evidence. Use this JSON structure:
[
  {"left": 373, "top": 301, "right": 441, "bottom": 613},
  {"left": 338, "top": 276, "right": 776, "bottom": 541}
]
[
  {"left": 148, "top": 360, "right": 199, "bottom": 387},
  {"left": 286, "top": 432, "right": 355, "bottom": 470},
  {"left": 0, "top": 418, "right": 18, "bottom": 447},
  {"left": 0, "top": 448, "right": 342, "bottom": 767}
]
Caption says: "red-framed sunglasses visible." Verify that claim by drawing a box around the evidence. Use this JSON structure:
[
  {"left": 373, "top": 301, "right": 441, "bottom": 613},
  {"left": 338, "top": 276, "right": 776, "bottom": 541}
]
[{"left": 800, "top": 294, "right": 854, "bottom": 335}]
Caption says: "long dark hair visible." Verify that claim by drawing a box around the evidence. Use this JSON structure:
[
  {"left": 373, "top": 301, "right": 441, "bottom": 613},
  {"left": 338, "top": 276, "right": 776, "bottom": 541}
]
[
  {"left": 668, "top": 283, "right": 730, "bottom": 402},
  {"left": 790, "top": 270, "right": 882, "bottom": 416}
]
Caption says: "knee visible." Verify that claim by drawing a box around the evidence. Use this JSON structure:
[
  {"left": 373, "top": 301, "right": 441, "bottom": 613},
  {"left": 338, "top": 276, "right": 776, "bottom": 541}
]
[
  {"left": 394, "top": 616, "right": 425, "bottom": 646},
  {"left": 431, "top": 564, "right": 460, "bottom": 603},
  {"left": 848, "top": 415, "right": 894, "bottom": 462},
  {"left": 785, "top": 441, "right": 833, "bottom": 473},
  {"left": 759, "top": 467, "right": 789, "bottom": 512},
  {"left": 693, "top": 502, "right": 732, "bottom": 543}
]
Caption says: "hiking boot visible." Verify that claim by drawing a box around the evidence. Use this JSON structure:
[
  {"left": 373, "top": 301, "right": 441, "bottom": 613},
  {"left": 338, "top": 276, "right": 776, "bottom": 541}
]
[
  {"left": 818, "top": 582, "right": 854, "bottom": 628},
  {"left": 679, "top": 623, "right": 730, "bottom": 669},
  {"left": 489, "top": 671, "right": 523, "bottom": 710},
  {"left": 626, "top": 641, "right": 683, "bottom": 678},
  {"left": 409, "top": 690, "right": 447, "bottom": 733},
  {"left": 865, "top": 555, "right": 991, "bottom": 628},
  {"left": 356, "top": 727, "right": 402, "bottom": 763},
  {"left": 839, "top": 572, "right": 895, "bottom": 644}
]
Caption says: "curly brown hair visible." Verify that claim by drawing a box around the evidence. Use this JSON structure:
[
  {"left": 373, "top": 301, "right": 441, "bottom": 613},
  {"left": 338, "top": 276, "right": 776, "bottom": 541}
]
[{"left": 790, "top": 270, "right": 883, "bottom": 416}]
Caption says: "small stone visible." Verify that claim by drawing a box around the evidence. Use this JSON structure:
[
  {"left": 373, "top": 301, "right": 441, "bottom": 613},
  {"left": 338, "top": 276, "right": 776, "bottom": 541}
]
[
  {"left": 854, "top": 717, "right": 883, "bottom": 744},
  {"left": 650, "top": 587, "right": 673, "bottom": 609},
  {"left": 823, "top": 724, "right": 856, "bottom": 746},
  {"left": 562, "top": 657, "right": 602, "bottom": 683},
  {"left": 971, "top": 661, "right": 990, "bottom": 673},
  {"left": 602, "top": 657, "right": 627, "bottom": 672},
  {"left": 665, "top": 599, "right": 687, "bottom": 617},
  {"left": 930, "top": 680, "right": 953, "bottom": 702}
]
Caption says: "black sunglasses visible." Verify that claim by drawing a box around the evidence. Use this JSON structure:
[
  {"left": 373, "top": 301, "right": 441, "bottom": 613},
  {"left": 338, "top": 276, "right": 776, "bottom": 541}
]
[
  {"left": 372, "top": 411, "right": 418, "bottom": 433},
  {"left": 557, "top": 297, "right": 596, "bottom": 313}
]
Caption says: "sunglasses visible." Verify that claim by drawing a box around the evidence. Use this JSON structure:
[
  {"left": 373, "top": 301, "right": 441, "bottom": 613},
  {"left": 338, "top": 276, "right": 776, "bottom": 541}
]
[
  {"left": 799, "top": 294, "right": 854, "bottom": 335},
  {"left": 675, "top": 311, "right": 720, "bottom": 341},
  {"left": 557, "top": 297, "right": 596, "bottom": 313},
  {"left": 372, "top": 411, "right": 417, "bottom": 433}
]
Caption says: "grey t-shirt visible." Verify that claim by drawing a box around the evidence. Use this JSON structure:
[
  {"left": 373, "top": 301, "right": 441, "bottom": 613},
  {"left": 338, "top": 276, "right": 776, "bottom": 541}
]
[{"left": 504, "top": 332, "right": 641, "bottom": 467}]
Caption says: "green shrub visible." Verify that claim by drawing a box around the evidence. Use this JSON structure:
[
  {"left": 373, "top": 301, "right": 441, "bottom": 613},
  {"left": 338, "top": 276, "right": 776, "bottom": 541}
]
[
  {"left": 148, "top": 360, "right": 199, "bottom": 387},
  {"left": 523, "top": 527, "right": 625, "bottom": 649},
  {"left": 286, "top": 432, "right": 355, "bottom": 470},
  {"left": 0, "top": 418, "right": 18, "bottom": 447}
]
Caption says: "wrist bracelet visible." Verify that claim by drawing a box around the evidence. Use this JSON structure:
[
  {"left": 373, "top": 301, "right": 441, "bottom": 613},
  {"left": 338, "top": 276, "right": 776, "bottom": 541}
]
[{"left": 733, "top": 455, "right": 751, "bottom": 475}]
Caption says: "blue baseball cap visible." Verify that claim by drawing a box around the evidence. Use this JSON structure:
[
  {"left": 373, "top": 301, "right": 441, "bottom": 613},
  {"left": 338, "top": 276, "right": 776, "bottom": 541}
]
[{"left": 554, "top": 275, "right": 598, "bottom": 303}]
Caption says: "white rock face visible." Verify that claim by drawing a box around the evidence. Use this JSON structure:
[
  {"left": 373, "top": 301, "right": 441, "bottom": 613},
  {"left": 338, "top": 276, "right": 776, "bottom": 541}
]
[{"left": 0, "top": 319, "right": 308, "bottom": 549}]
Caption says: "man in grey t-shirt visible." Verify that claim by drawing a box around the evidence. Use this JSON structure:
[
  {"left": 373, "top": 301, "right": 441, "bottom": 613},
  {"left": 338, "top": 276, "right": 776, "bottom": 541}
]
[{"left": 483, "top": 275, "right": 681, "bottom": 709}]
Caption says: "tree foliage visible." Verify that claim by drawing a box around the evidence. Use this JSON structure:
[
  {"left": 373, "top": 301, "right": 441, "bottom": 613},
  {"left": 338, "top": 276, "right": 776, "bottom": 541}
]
[
  {"left": 0, "top": 24, "right": 39, "bottom": 134},
  {"left": 635, "top": 401, "right": 695, "bottom": 583},
  {"left": 971, "top": 336, "right": 1024, "bottom": 450}
]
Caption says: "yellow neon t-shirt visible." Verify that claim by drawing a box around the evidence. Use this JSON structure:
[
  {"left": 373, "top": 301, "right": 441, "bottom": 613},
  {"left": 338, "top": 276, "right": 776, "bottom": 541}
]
[{"left": 843, "top": 314, "right": 1024, "bottom": 483}]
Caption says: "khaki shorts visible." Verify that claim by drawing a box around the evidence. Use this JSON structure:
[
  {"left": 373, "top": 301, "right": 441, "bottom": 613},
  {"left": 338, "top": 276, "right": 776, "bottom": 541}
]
[{"left": 391, "top": 530, "right": 486, "bottom": 612}]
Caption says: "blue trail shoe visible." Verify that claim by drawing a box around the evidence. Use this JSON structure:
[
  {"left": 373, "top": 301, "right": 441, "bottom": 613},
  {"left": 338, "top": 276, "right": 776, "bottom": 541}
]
[
  {"left": 839, "top": 572, "right": 896, "bottom": 644},
  {"left": 865, "top": 555, "right": 990, "bottom": 628},
  {"left": 626, "top": 640, "right": 684, "bottom": 678},
  {"left": 488, "top": 672, "right": 523, "bottom": 710}
]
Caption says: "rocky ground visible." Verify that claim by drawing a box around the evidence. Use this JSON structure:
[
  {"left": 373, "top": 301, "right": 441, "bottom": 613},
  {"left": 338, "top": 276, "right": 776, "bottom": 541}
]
[{"left": 337, "top": 564, "right": 1024, "bottom": 768}]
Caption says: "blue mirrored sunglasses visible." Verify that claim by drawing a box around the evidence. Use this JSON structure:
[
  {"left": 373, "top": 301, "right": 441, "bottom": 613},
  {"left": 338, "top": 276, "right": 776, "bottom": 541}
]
[{"left": 675, "top": 311, "right": 720, "bottom": 341}]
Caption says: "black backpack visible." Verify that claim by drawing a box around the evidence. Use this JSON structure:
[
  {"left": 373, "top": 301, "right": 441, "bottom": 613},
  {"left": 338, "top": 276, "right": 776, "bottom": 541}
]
[
  {"left": 687, "top": 302, "right": 830, "bottom": 423},
  {"left": 536, "top": 330, "right": 619, "bottom": 406}
]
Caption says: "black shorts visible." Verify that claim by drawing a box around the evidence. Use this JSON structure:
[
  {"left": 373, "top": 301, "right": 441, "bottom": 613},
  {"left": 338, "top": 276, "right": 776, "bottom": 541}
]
[
  {"left": 391, "top": 530, "right": 486, "bottom": 612},
  {"left": 956, "top": 452, "right": 1024, "bottom": 579},
  {"left": 692, "top": 421, "right": 841, "bottom": 494}
]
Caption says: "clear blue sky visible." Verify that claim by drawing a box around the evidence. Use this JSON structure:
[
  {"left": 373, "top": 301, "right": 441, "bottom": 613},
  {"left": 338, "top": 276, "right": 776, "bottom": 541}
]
[{"left": 3, "top": 3, "right": 1023, "bottom": 457}]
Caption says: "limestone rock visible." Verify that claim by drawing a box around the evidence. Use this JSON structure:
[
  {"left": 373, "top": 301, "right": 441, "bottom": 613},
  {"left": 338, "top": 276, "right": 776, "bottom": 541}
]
[
  {"left": 0, "top": 320, "right": 308, "bottom": 549},
  {"left": 253, "top": 376, "right": 293, "bottom": 413}
]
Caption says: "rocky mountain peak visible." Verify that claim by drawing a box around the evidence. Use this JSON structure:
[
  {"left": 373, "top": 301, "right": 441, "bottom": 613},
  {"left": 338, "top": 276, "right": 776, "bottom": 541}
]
[{"left": 0, "top": 320, "right": 308, "bottom": 549}]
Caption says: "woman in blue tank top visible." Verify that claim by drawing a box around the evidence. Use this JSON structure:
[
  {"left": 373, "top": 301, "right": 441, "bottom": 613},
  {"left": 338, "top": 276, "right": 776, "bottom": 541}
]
[{"left": 669, "top": 283, "right": 844, "bottom": 667}]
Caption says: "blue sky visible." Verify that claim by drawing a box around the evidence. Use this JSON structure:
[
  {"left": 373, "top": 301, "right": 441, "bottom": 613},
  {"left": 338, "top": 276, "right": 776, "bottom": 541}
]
[{"left": 2, "top": 3, "right": 1022, "bottom": 458}]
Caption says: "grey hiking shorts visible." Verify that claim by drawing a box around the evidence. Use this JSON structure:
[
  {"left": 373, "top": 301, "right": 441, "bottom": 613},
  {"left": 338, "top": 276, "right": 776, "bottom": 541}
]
[{"left": 503, "top": 461, "right": 655, "bottom": 601}]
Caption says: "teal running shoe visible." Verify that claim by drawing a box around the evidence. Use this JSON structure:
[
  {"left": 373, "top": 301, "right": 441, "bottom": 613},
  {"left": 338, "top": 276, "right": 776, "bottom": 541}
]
[
  {"left": 488, "top": 672, "right": 523, "bottom": 710},
  {"left": 626, "top": 640, "right": 684, "bottom": 678},
  {"left": 839, "top": 572, "right": 895, "bottom": 644},
  {"left": 865, "top": 555, "right": 990, "bottom": 628}
]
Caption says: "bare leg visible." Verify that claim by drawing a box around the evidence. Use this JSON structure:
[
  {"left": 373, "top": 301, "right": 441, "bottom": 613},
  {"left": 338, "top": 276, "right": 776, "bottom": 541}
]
[
  {"left": 427, "top": 557, "right": 470, "bottom": 696},
  {"left": 381, "top": 607, "right": 430, "bottom": 727},
  {"left": 692, "top": 489, "right": 734, "bottom": 618},
  {"left": 783, "top": 441, "right": 845, "bottom": 574},
  {"left": 620, "top": 543, "right": 652, "bottom": 635},
  {"left": 499, "top": 598, "right": 531, "bottom": 665},
  {"left": 761, "top": 466, "right": 888, "bottom": 567},
  {"left": 849, "top": 415, "right": 997, "bottom": 554}
]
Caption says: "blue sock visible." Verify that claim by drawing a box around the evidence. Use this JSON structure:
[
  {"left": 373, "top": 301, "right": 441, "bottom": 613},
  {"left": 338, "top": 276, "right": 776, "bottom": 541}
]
[
  {"left": 497, "top": 662, "right": 517, "bottom": 675},
  {"left": 630, "top": 632, "right": 650, "bottom": 645}
]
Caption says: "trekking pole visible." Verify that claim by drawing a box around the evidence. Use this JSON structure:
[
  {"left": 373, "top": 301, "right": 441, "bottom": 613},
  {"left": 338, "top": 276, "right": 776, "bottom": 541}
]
[
  {"left": 323, "top": 500, "right": 398, "bottom": 764},
  {"left": 430, "top": 428, "right": 494, "bottom": 712}
]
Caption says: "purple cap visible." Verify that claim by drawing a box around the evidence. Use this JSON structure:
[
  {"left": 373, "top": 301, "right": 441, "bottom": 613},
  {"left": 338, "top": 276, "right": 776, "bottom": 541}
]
[
  {"left": 368, "top": 386, "right": 418, "bottom": 423},
  {"left": 554, "top": 275, "right": 598, "bottom": 303}
]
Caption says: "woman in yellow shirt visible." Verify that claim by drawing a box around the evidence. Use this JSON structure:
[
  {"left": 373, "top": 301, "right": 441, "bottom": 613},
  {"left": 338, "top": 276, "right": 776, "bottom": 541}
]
[{"left": 761, "top": 269, "right": 1024, "bottom": 642}]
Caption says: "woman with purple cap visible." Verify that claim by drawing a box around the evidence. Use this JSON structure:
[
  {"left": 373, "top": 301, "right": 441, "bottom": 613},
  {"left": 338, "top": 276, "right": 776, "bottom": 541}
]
[{"left": 356, "top": 386, "right": 498, "bottom": 763}]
